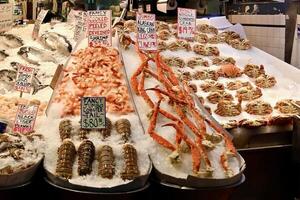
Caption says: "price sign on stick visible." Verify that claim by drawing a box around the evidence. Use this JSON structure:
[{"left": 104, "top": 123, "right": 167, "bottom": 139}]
[
  {"left": 0, "top": 3, "right": 13, "bottom": 32},
  {"left": 136, "top": 13, "right": 157, "bottom": 51},
  {"left": 87, "top": 10, "right": 112, "bottom": 47},
  {"left": 177, "top": 7, "right": 196, "bottom": 40},
  {"left": 14, "top": 65, "right": 34, "bottom": 93},
  {"left": 32, "top": 9, "right": 48, "bottom": 39},
  {"left": 74, "top": 11, "right": 87, "bottom": 41},
  {"left": 13, "top": 104, "right": 39, "bottom": 134},
  {"left": 81, "top": 97, "right": 106, "bottom": 129}
]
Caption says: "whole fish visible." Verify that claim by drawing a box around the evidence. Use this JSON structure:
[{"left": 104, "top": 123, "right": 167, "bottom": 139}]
[
  {"left": 39, "top": 32, "right": 72, "bottom": 55},
  {"left": 0, "top": 33, "right": 23, "bottom": 49},
  {"left": 18, "top": 46, "right": 57, "bottom": 66},
  {"left": 0, "top": 50, "right": 8, "bottom": 61},
  {"left": 0, "top": 66, "right": 49, "bottom": 95}
]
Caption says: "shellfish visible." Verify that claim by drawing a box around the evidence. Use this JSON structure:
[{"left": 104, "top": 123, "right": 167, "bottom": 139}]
[
  {"left": 121, "top": 144, "right": 140, "bottom": 180},
  {"left": 245, "top": 100, "right": 273, "bottom": 115},
  {"left": 78, "top": 128, "right": 89, "bottom": 140},
  {"left": 200, "top": 80, "right": 224, "bottom": 92},
  {"left": 274, "top": 99, "right": 299, "bottom": 114},
  {"left": 162, "top": 56, "right": 185, "bottom": 68},
  {"left": 218, "top": 64, "right": 242, "bottom": 78},
  {"left": 187, "top": 57, "right": 209, "bottom": 68},
  {"left": 56, "top": 140, "right": 76, "bottom": 179},
  {"left": 193, "top": 70, "right": 219, "bottom": 81},
  {"left": 78, "top": 140, "right": 95, "bottom": 176},
  {"left": 255, "top": 74, "right": 276, "bottom": 88},
  {"left": 115, "top": 119, "right": 131, "bottom": 142},
  {"left": 226, "top": 81, "right": 252, "bottom": 90},
  {"left": 206, "top": 91, "right": 233, "bottom": 104},
  {"left": 98, "top": 117, "right": 112, "bottom": 139},
  {"left": 212, "top": 57, "right": 236, "bottom": 65},
  {"left": 215, "top": 100, "right": 242, "bottom": 117},
  {"left": 243, "top": 64, "right": 265, "bottom": 78},
  {"left": 236, "top": 86, "right": 262, "bottom": 101},
  {"left": 98, "top": 145, "right": 115, "bottom": 179},
  {"left": 59, "top": 119, "right": 72, "bottom": 141}
]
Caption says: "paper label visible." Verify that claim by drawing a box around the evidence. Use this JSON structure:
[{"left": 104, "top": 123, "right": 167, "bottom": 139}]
[
  {"left": 13, "top": 104, "right": 39, "bottom": 134},
  {"left": 136, "top": 13, "right": 157, "bottom": 51},
  {"left": 32, "top": 9, "right": 48, "bottom": 39},
  {"left": 67, "top": 9, "right": 76, "bottom": 25},
  {"left": 0, "top": 3, "right": 13, "bottom": 32},
  {"left": 81, "top": 97, "right": 106, "bottom": 129},
  {"left": 14, "top": 65, "right": 34, "bottom": 93},
  {"left": 74, "top": 11, "right": 87, "bottom": 41},
  {"left": 177, "top": 7, "right": 196, "bottom": 39},
  {"left": 87, "top": 10, "right": 112, "bottom": 47}
]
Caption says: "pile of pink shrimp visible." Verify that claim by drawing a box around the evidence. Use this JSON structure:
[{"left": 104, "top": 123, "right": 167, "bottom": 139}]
[{"left": 54, "top": 46, "right": 133, "bottom": 117}]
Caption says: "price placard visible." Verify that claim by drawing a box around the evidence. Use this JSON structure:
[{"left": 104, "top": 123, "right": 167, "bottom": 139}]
[
  {"left": 32, "top": 9, "right": 48, "bottom": 39},
  {"left": 74, "top": 11, "right": 87, "bottom": 41},
  {"left": 87, "top": 10, "right": 112, "bottom": 47},
  {"left": 0, "top": 3, "right": 13, "bottom": 32},
  {"left": 177, "top": 7, "right": 196, "bottom": 39},
  {"left": 13, "top": 104, "right": 39, "bottom": 134},
  {"left": 136, "top": 13, "right": 157, "bottom": 51},
  {"left": 14, "top": 65, "right": 34, "bottom": 93},
  {"left": 81, "top": 97, "right": 106, "bottom": 129}
]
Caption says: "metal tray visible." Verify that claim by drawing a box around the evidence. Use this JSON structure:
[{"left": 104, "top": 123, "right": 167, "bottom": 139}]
[
  {"left": 45, "top": 164, "right": 151, "bottom": 193},
  {"left": 151, "top": 154, "right": 246, "bottom": 189}
]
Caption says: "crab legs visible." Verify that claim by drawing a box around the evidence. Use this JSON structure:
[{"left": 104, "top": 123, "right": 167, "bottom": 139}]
[{"left": 130, "top": 46, "right": 238, "bottom": 177}]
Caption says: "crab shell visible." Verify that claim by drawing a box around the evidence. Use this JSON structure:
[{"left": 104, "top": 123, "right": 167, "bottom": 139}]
[{"left": 218, "top": 64, "right": 242, "bottom": 78}]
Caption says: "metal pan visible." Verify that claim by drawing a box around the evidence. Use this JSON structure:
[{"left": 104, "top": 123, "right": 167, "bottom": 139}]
[
  {"left": 44, "top": 164, "right": 152, "bottom": 193},
  {"left": 151, "top": 154, "right": 245, "bottom": 188}
]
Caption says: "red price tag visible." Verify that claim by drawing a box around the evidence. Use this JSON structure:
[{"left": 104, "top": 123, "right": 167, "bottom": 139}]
[
  {"left": 87, "top": 10, "right": 112, "bottom": 47},
  {"left": 136, "top": 13, "right": 157, "bottom": 51},
  {"left": 14, "top": 65, "right": 34, "bottom": 93},
  {"left": 13, "top": 104, "right": 39, "bottom": 134},
  {"left": 177, "top": 7, "right": 196, "bottom": 40}
]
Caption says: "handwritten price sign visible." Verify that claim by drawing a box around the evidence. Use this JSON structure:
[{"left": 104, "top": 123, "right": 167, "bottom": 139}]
[
  {"left": 136, "top": 13, "right": 157, "bottom": 51},
  {"left": 74, "top": 11, "right": 87, "bottom": 41},
  {"left": 0, "top": 3, "right": 13, "bottom": 32},
  {"left": 177, "top": 7, "right": 196, "bottom": 40},
  {"left": 87, "top": 10, "right": 112, "bottom": 47},
  {"left": 14, "top": 65, "right": 34, "bottom": 93},
  {"left": 81, "top": 97, "right": 106, "bottom": 129},
  {"left": 32, "top": 9, "right": 48, "bottom": 39},
  {"left": 13, "top": 104, "right": 39, "bottom": 134}
]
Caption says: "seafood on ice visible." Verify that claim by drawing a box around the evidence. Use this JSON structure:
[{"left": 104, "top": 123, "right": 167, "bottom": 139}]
[
  {"left": 56, "top": 140, "right": 76, "bottom": 179},
  {"left": 0, "top": 132, "right": 44, "bottom": 175},
  {"left": 0, "top": 33, "right": 23, "bottom": 49},
  {"left": 124, "top": 44, "right": 242, "bottom": 179},
  {"left": 18, "top": 46, "right": 57, "bottom": 66},
  {"left": 53, "top": 46, "right": 133, "bottom": 117},
  {"left": 0, "top": 67, "right": 48, "bottom": 95},
  {"left": 39, "top": 32, "right": 72, "bottom": 55}
]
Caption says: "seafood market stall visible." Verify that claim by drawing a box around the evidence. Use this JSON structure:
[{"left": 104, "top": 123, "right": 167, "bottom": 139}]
[{"left": 0, "top": 5, "right": 300, "bottom": 200}]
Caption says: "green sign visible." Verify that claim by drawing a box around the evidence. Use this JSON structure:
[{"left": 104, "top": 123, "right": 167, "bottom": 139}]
[{"left": 81, "top": 97, "right": 106, "bottom": 129}]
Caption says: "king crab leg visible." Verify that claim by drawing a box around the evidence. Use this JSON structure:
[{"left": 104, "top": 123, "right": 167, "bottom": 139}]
[{"left": 148, "top": 100, "right": 176, "bottom": 151}]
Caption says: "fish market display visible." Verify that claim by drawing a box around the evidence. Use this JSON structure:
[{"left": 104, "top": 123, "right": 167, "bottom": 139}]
[
  {"left": 0, "top": 132, "right": 44, "bottom": 186},
  {"left": 52, "top": 45, "right": 133, "bottom": 117},
  {"left": 118, "top": 23, "right": 244, "bottom": 183},
  {"left": 42, "top": 38, "right": 150, "bottom": 190},
  {"left": 39, "top": 32, "right": 72, "bottom": 55},
  {"left": 0, "top": 22, "right": 75, "bottom": 127},
  {"left": 117, "top": 20, "right": 300, "bottom": 130}
]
